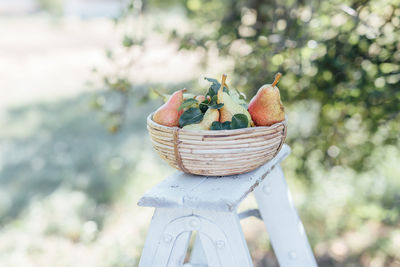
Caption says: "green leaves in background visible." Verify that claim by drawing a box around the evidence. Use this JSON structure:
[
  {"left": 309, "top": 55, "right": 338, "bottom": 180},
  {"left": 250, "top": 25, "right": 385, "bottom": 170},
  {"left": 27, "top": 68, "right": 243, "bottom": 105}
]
[
  {"left": 122, "top": 35, "right": 134, "bottom": 47},
  {"left": 94, "top": 0, "right": 400, "bottom": 265},
  {"left": 179, "top": 107, "right": 204, "bottom": 127},
  {"left": 178, "top": 98, "right": 198, "bottom": 111}
]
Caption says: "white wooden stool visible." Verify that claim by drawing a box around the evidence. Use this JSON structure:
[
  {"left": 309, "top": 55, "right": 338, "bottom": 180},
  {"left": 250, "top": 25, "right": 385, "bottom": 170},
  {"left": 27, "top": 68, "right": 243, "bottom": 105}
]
[{"left": 138, "top": 144, "right": 318, "bottom": 267}]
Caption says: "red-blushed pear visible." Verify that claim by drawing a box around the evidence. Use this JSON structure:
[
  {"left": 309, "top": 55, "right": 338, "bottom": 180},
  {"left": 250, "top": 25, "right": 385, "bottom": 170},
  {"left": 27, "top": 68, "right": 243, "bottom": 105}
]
[
  {"left": 248, "top": 73, "right": 285, "bottom": 126},
  {"left": 153, "top": 89, "right": 186, "bottom": 127}
]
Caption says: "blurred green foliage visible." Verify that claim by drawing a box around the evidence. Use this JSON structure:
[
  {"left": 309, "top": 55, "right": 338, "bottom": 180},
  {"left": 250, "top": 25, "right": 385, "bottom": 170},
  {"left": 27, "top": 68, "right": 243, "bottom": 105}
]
[
  {"left": 38, "top": 0, "right": 64, "bottom": 15},
  {"left": 169, "top": 1, "right": 400, "bottom": 265},
  {"left": 94, "top": 0, "right": 400, "bottom": 265},
  {"left": 173, "top": 0, "right": 400, "bottom": 174}
]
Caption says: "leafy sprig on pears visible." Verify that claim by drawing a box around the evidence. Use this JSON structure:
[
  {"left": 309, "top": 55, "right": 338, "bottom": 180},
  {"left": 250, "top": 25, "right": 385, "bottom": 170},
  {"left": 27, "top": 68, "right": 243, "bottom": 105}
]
[
  {"left": 177, "top": 74, "right": 251, "bottom": 130},
  {"left": 179, "top": 107, "right": 204, "bottom": 127},
  {"left": 178, "top": 79, "right": 226, "bottom": 127},
  {"left": 204, "top": 77, "right": 229, "bottom": 98}
]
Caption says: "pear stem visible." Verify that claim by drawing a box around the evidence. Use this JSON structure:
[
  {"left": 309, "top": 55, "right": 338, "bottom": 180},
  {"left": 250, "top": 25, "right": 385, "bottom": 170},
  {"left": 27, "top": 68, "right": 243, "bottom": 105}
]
[
  {"left": 217, "top": 74, "right": 227, "bottom": 97},
  {"left": 221, "top": 74, "right": 227, "bottom": 88},
  {"left": 272, "top": 72, "right": 282, "bottom": 87}
]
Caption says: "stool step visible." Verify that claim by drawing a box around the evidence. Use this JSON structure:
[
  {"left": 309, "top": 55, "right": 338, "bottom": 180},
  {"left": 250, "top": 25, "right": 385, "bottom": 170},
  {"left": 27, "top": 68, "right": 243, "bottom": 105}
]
[{"left": 138, "top": 145, "right": 290, "bottom": 212}]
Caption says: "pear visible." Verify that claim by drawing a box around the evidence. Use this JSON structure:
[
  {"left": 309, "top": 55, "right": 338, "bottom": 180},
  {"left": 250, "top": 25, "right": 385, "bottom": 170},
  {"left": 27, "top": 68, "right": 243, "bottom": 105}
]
[
  {"left": 153, "top": 89, "right": 186, "bottom": 127},
  {"left": 182, "top": 108, "right": 220, "bottom": 130},
  {"left": 217, "top": 74, "right": 253, "bottom": 126},
  {"left": 248, "top": 73, "right": 285, "bottom": 126},
  {"left": 228, "top": 88, "right": 247, "bottom": 106}
]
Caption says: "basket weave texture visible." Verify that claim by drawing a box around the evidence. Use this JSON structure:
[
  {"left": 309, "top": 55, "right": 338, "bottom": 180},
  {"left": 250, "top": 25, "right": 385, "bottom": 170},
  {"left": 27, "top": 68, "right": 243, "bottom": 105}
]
[{"left": 147, "top": 113, "right": 287, "bottom": 176}]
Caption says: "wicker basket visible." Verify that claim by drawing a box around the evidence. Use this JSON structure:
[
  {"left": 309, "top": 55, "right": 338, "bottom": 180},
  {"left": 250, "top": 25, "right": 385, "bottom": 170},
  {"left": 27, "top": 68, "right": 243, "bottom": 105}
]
[{"left": 147, "top": 113, "right": 287, "bottom": 176}]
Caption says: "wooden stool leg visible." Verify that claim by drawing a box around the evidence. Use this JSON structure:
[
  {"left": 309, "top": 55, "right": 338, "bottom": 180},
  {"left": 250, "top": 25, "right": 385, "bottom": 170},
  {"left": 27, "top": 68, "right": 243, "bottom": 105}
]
[
  {"left": 197, "top": 232, "right": 223, "bottom": 267},
  {"left": 167, "top": 231, "right": 192, "bottom": 267},
  {"left": 195, "top": 210, "right": 254, "bottom": 267},
  {"left": 254, "top": 165, "right": 318, "bottom": 267},
  {"left": 139, "top": 208, "right": 192, "bottom": 267}
]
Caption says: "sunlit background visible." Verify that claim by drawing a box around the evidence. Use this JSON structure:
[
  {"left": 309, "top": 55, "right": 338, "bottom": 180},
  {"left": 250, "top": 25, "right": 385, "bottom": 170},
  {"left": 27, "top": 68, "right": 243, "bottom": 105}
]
[{"left": 1, "top": 0, "right": 399, "bottom": 266}]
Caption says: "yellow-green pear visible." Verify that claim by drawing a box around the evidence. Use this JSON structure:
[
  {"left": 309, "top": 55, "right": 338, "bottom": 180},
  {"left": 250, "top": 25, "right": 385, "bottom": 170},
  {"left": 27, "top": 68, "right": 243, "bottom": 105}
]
[
  {"left": 217, "top": 74, "right": 253, "bottom": 126},
  {"left": 182, "top": 108, "right": 220, "bottom": 130}
]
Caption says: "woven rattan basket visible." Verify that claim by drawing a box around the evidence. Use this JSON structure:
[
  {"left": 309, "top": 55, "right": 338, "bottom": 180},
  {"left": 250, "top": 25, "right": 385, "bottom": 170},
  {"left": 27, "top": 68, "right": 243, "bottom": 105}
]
[{"left": 147, "top": 113, "right": 287, "bottom": 176}]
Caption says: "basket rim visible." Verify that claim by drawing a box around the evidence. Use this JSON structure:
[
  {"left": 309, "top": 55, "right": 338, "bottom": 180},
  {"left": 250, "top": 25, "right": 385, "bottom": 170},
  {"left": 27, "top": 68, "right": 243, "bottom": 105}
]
[{"left": 147, "top": 112, "right": 287, "bottom": 134}]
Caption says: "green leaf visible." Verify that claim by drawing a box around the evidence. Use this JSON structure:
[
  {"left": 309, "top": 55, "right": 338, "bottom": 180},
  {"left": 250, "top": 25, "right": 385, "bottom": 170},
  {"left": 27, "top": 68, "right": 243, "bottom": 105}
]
[
  {"left": 209, "top": 103, "right": 224, "bottom": 109},
  {"left": 210, "top": 95, "right": 218, "bottom": 105},
  {"left": 221, "top": 121, "right": 231, "bottom": 129},
  {"left": 178, "top": 98, "right": 198, "bottom": 111},
  {"left": 231, "top": 114, "right": 249, "bottom": 129},
  {"left": 205, "top": 77, "right": 228, "bottom": 96},
  {"left": 179, "top": 108, "right": 204, "bottom": 127},
  {"left": 210, "top": 121, "right": 220, "bottom": 130},
  {"left": 210, "top": 121, "right": 222, "bottom": 130},
  {"left": 210, "top": 121, "right": 231, "bottom": 130},
  {"left": 199, "top": 100, "right": 209, "bottom": 113},
  {"left": 206, "top": 87, "right": 216, "bottom": 98},
  {"left": 204, "top": 77, "right": 219, "bottom": 84},
  {"left": 205, "top": 77, "right": 220, "bottom": 95}
]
